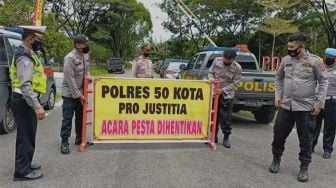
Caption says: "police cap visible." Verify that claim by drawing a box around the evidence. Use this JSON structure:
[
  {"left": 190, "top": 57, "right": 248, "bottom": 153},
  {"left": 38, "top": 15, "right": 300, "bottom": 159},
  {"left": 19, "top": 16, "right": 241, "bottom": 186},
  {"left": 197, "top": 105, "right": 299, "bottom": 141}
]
[
  {"left": 19, "top": 25, "right": 46, "bottom": 38},
  {"left": 325, "top": 48, "right": 336, "bottom": 58}
]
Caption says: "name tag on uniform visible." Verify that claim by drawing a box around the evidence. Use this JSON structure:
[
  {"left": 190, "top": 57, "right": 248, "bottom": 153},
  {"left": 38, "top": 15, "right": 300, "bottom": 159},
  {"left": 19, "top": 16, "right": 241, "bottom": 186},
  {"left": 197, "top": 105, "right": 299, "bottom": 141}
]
[{"left": 301, "top": 67, "right": 312, "bottom": 72}]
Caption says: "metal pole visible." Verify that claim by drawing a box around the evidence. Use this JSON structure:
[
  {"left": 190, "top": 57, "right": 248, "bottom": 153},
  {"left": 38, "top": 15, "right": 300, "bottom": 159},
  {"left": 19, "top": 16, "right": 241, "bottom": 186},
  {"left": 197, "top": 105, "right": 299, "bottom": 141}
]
[{"left": 172, "top": 0, "right": 217, "bottom": 47}]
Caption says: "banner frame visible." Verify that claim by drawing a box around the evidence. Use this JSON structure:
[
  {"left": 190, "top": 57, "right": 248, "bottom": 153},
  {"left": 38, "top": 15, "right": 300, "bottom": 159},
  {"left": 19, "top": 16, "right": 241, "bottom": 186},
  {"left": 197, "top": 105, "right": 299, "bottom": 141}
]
[{"left": 80, "top": 77, "right": 220, "bottom": 152}]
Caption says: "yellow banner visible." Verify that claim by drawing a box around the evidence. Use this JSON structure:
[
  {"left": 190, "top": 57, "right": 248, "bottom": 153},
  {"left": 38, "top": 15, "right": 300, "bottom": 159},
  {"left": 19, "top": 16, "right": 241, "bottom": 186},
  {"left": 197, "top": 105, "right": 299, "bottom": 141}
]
[
  {"left": 94, "top": 78, "right": 212, "bottom": 140},
  {"left": 32, "top": 0, "right": 44, "bottom": 26}
]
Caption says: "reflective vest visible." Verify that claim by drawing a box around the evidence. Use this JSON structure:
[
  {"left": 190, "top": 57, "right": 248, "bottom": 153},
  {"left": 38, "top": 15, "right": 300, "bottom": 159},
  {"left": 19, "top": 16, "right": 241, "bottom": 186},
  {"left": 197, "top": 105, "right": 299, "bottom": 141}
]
[{"left": 10, "top": 53, "right": 47, "bottom": 94}]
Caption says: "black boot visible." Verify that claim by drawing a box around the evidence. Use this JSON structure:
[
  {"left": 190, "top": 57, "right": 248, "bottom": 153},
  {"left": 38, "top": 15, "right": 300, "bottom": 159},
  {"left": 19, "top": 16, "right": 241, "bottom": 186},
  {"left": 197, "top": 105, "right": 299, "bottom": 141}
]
[
  {"left": 322, "top": 152, "right": 331, "bottom": 159},
  {"left": 223, "top": 135, "right": 231, "bottom": 148},
  {"left": 269, "top": 157, "right": 280, "bottom": 173},
  {"left": 298, "top": 168, "right": 309, "bottom": 182},
  {"left": 75, "top": 136, "right": 81, "bottom": 145},
  {"left": 61, "top": 142, "right": 70, "bottom": 155}
]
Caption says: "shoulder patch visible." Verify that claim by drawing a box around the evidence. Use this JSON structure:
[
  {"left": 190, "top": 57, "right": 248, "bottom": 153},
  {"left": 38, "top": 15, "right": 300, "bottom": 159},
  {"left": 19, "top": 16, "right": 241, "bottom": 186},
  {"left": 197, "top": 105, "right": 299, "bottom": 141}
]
[
  {"left": 318, "top": 60, "right": 326, "bottom": 71},
  {"left": 17, "top": 56, "right": 33, "bottom": 67}
]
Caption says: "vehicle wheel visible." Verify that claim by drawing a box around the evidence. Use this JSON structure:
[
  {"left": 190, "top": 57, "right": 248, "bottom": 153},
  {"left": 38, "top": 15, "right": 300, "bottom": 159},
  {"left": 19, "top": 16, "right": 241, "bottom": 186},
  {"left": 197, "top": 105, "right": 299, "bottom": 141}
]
[
  {"left": 0, "top": 102, "right": 16, "bottom": 134},
  {"left": 108, "top": 70, "right": 112, "bottom": 73},
  {"left": 45, "top": 88, "right": 56, "bottom": 110},
  {"left": 253, "top": 109, "right": 275, "bottom": 124}
]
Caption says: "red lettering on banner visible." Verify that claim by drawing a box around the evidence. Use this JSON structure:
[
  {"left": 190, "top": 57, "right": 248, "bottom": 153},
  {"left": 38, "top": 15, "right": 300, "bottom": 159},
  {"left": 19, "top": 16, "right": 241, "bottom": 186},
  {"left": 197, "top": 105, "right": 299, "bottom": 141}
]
[
  {"left": 132, "top": 120, "right": 155, "bottom": 135},
  {"left": 101, "top": 120, "right": 129, "bottom": 135},
  {"left": 157, "top": 120, "right": 202, "bottom": 135}
]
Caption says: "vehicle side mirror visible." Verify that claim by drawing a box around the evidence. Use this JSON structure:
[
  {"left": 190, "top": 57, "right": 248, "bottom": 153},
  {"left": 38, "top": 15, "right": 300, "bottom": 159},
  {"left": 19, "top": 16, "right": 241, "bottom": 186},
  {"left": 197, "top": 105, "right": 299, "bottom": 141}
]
[
  {"left": 179, "top": 64, "right": 186, "bottom": 70},
  {"left": 48, "top": 57, "right": 55, "bottom": 65}
]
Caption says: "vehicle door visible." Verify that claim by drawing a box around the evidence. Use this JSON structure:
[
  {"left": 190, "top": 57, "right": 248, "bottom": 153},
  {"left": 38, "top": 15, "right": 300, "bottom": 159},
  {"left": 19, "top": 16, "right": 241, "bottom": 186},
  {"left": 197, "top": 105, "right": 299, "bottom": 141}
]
[
  {"left": 180, "top": 54, "right": 198, "bottom": 80},
  {"left": 0, "top": 35, "right": 12, "bottom": 122},
  {"left": 192, "top": 53, "right": 207, "bottom": 79},
  {"left": 200, "top": 53, "right": 223, "bottom": 80}
]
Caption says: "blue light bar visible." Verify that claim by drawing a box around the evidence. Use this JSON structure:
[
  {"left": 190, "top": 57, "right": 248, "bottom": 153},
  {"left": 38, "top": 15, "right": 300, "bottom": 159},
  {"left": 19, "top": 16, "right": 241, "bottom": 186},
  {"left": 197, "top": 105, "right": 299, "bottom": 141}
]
[
  {"left": 201, "top": 46, "right": 241, "bottom": 52},
  {"left": 4, "top": 27, "right": 23, "bottom": 35}
]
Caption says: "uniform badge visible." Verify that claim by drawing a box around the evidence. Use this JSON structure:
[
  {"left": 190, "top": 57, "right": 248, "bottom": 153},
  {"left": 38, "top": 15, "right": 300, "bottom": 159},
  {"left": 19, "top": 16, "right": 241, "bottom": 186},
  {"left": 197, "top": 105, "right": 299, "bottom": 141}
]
[
  {"left": 303, "top": 60, "right": 311, "bottom": 64},
  {"left": 214, "top": 68, "right": 221, "bottom": 74},
  {"left": 318, "top": 60, "right": 326, "bottom": 71}
]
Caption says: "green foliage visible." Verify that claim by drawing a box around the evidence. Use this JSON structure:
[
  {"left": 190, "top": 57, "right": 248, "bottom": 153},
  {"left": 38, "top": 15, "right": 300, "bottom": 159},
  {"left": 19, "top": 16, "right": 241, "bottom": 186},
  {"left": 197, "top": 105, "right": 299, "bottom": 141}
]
[
  {"left": 43, "top": 13, "right": 72, "bottom": 71},
  {"left": 0, "top": 0, "right": 34, "bottom": 26},
  {"left": 257, "top": 0, "right": 301, "bottom": 10},
  {"left": 89, "top": 0, "right": 152, "bottom": 62},
  {"left": 257, "top": 18, "right": 298, "bottom": 37},
  {"left": 89, "top": 42, "right": 112, "bottom": 65}
]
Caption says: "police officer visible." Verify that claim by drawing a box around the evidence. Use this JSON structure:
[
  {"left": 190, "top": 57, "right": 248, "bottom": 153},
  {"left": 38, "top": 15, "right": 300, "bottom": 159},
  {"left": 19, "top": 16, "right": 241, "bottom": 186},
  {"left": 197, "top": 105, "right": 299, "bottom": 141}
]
[
  {"left": 208, "top": 49, "right": 242, "bottom": 148},
  {"left": 60, "top": 35, "right": 90, "bottom": 154},
  {"left": 132, "top": 43, "right": 154, "bottom": 78},
  {"left": 311, "top": 48, "right": 336, "bottom": 159},
  {"left": 269, "top": 32, "right": 328, "bottom": 182},
  {"left": 10, "top": 26, "right": 47, "bottom": 181}
]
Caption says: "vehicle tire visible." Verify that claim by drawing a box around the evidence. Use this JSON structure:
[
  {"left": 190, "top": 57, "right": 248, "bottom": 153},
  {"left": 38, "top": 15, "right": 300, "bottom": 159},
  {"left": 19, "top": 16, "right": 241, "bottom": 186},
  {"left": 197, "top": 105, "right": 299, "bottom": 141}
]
[
  {"left": 253, "top": 109, "right": 275, "bottom": 124},
  {"left": 108, "top": 70, "right": 113, "bottom": 73},
  {"left": 45, "top": 88, "right": 56, "bottom": 110},
  {"left": 0, "top": 102, "right": 16, "bottom": 134}
]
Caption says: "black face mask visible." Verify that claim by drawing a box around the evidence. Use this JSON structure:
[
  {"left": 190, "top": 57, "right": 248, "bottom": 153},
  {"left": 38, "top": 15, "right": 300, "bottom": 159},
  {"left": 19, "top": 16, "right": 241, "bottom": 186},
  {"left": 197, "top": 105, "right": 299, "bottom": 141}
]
[
  {"left": 288, "top": 46, "right": 301, "bottom": 57},
  {"left": 143, "top": 53, "right": 150, "bottom": 57},
  {"left": 32, "top": 40, "right": 42, "bottom": 51},
  {"left": 325, "top": 57, "right": 336, "bottom": 66},
  {"left": 82, "top": 46, "right": 90, "bottom": 54}
]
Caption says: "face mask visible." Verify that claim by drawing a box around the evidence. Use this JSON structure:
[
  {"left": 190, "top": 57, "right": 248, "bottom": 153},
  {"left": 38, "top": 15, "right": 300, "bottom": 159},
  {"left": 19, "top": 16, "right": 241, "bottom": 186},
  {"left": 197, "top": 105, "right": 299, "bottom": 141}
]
[
  {"left": 288, "top": 46, "right": 301, "bottom": 57},
  {"left": 325, "top": 57, "right": 336, "bottom": 66},
  {"left": 82, "top": 46, "right": 90, "bottom": 54},
  {"left": 32, "top": 40, "right": 42, "bottom": 51},
  {"left": 224, "top": 62, "right": 232, "bottom": 66},
  {"left": 143, "top": 53, "right": 150, "bottom": 57}
]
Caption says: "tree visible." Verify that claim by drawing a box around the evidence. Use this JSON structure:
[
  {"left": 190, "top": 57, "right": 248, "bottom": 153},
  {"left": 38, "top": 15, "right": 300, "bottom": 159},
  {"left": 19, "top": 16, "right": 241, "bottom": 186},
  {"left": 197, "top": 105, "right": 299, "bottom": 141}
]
[
  {"left": 257, "top": 18, "right": 298, "bottom": 62},
  {"left": 46, "top": 0, "right": 102, "bottom": 36},
  {"left": 42, "top": 13, "right": 73, "bottom": 71},
  {"left": 0, "top": 0, "right": 34, "bottom": 26},
  {"left": 91, "top": 0, "right": 152, "bottom": 62},
  {"left": 257, "top": 0, "right": 300, "bottom": 70},
  {"left": 305, "top": 0, "right": 336, "bottom": 47}
]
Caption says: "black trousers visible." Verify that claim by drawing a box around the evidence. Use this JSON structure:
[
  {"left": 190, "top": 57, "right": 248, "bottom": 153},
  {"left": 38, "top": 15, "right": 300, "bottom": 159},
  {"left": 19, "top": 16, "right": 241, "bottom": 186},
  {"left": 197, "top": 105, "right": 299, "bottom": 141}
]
[
  {"left": 215, "top": 94, "right": 234, "bottom": 137},
  {"left": 60, "top": 97, "right": 83, "bottom": 143},
  {"left": 11, "top": 93, "right": 37, "bottom": 176},
  {"left": 272, "top": 108, "right": 314, "bottom": 167},
  {"left": 312, "top": 99, "right": 336, "bottom": 153}
]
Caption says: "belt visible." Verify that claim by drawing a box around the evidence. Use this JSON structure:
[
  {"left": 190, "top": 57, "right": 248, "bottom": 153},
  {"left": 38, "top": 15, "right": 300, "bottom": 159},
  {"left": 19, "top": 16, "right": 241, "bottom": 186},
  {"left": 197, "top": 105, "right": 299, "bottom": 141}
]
[{"left": 326, "top": 95, "right": 336, "bottom": 100}]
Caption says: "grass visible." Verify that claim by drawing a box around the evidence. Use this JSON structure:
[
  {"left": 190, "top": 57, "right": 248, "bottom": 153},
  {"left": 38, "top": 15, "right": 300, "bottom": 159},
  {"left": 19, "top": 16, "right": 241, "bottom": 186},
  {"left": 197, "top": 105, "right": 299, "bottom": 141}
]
[{"left": 89, "top": 65, "right": 112, "bottom": 77}]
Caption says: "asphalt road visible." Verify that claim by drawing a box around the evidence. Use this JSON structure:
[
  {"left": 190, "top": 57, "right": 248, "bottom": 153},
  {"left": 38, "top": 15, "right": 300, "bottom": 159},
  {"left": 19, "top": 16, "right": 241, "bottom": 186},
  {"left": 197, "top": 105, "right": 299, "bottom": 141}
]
[{"left": 1, "top": 71, "right": 336, "bottom": 188}]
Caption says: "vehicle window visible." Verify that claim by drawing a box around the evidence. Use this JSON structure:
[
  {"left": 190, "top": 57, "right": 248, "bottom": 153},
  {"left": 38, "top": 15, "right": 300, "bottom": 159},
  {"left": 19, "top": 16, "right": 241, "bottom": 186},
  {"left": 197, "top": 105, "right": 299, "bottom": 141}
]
[
  {"left": 4, "top": 38, "right": 13, "bottom": 62},
  {"left": 8, "top": 38, "right": 22, "bottom": 53},
  {"left": 236, "top": 55, "right": 257, "bottom": 70},
  {"left": 194, "top": 53, "right": 206, "bottom": 70},
  {"left": 167, "top": 62, "right": 187, "bottom": 70},
  {"left": 186, "top": 55, "right": 198, "bottom": 69},
  {"left": 161, "top": 59, "right": 172, "bottom": 69},
  {"left": 0, "top": 37, "right": 8, "bottom": 64},
  {"left": 206, "top": 54, "right": 223, "bottom": 69}
]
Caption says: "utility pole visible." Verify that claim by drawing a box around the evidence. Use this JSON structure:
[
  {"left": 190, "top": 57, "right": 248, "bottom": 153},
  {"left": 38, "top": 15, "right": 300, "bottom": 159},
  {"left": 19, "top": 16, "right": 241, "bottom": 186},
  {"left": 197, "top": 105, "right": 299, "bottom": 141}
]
[{"left": 172, "top": 0, "right": 217, "bottom": 47}]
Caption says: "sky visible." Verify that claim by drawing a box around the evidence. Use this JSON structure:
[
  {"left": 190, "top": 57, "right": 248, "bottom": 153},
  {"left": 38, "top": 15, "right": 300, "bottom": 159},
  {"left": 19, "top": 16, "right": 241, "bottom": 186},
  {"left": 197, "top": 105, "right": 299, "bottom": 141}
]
[{"left": 138, "top": 0, "right": 172, "bottom": 42}]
